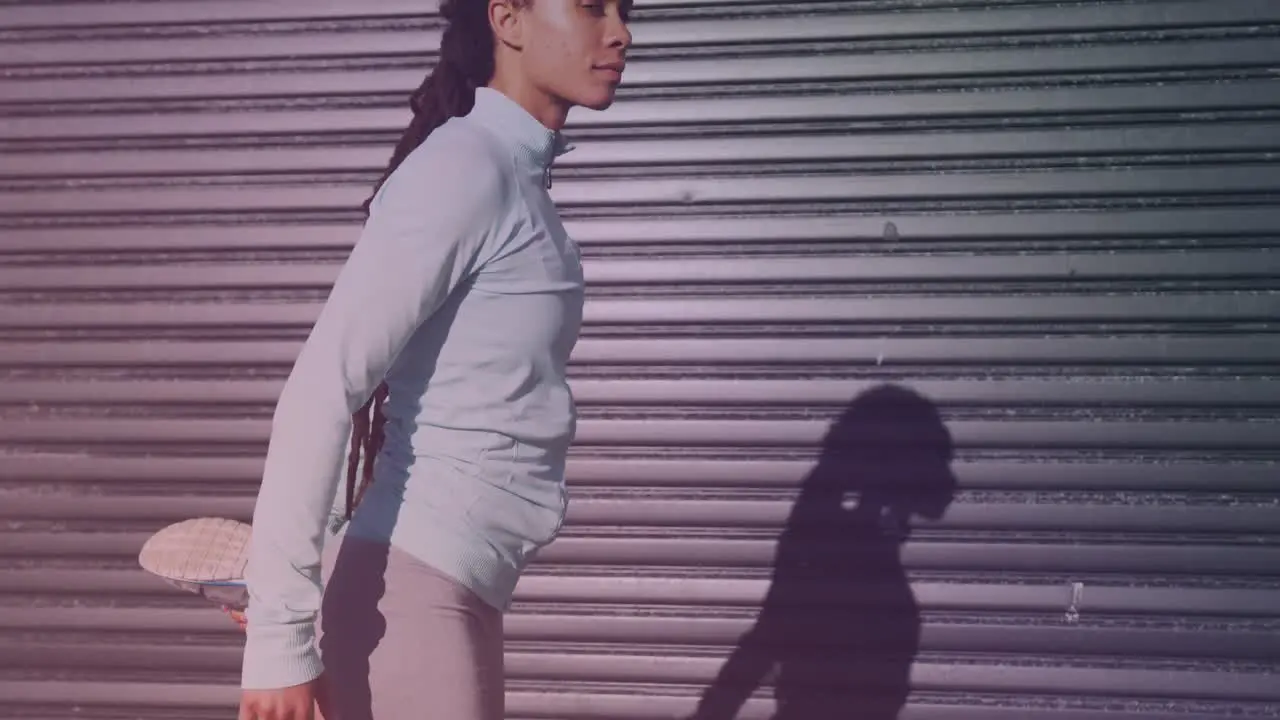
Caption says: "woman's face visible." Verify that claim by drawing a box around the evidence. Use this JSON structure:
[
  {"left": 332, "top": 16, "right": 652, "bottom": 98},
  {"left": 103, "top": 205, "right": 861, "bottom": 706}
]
[{"left": 497, "top": 0, "right": 633, "bottom": 120}]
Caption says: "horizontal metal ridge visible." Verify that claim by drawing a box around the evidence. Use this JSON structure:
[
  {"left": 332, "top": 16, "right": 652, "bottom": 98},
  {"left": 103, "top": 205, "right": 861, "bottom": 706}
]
[
  {"left": 4, "top": 493, "right": 1277, "bottom": 535},
  {"left": 6, "top": 81, "right": 1277, "bottom": 140},
  {"left": 0, "top": 611, "right": 1166, "bottom": 650},
  {"left": 5, "top": 610, "right": 1279, "bottom": 662},
  {"left": 2, "top": 641, "right": 1279, "bottom": 700},
  {"left": 3, "top": 29, "right": 446, "bottom": 68},
  {"left": 516, "top": 577, "right": 1280, "bottom": 618},
  {"left": 9, "top": 123, "right": 1280, "bottom": 178},
  {"left": 423, "top": 654, "right": 1280, "bottom": 702},
  {"left": 0, "top": 680, "right": 232, "bottom": 710},
  {"left": 7, "top": 166, "right": 1280, "bottom": 216},
  {"left": 0, "top": 0, "right": 426, "bottom": 28},
  {"left": 4, "top": 336, "right": 1278, "bottom": 367},
  {"left": 538, "top": 538, "right": 1280, "bottom": 577},
  {"left": 4, "top": 208, "right": 1279, "bottom": 253},
  {"left": 0, "top": 685, "right": 1268, "bottom": 720},
  {"left": 5, "top": 571, "right": 1278, "bottom": 617},
  {"left": 4, "top": 0, "right": 1277, "bottom": 50},
  {"left": 2, "top": 416, "right": 1278, "bottom": 450},
  {"left": 5, "top": 39, "right": 1280, "bottom": 104},
  {"left": 3, "top": 295, "right": 1276, "bottom": 328},
  {"left": 6, "top": 376, "right": 1280, "bottom": 408},
  {"left": 5, "top": 455, "right": 1277, "bottom": 493},
  {"left": 4, "top": 252, "right": 1279, "bottom": 291},
  {"left": 4, "top": 533, "right": 1279, "bottom": 576}
]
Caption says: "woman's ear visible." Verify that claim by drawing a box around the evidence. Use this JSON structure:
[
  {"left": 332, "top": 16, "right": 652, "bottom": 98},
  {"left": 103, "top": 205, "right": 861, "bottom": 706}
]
[{"left": 489, "top": 0, "right": 527, "bottom": 51}]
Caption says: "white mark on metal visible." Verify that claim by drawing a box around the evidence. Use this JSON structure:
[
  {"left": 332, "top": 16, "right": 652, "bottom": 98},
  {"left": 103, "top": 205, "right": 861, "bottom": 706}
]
[
  {"left": 841, "top": 491, "right": 859, "bottom": 511},
  {"left": 1065, "top": 581, "right": 1084, "bottom": 624}
]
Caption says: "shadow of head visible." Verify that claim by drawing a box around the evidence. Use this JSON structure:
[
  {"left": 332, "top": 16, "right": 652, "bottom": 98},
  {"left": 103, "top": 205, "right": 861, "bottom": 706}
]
[{"left": 806, "top": 383, "right": 958, "bottom": 530}]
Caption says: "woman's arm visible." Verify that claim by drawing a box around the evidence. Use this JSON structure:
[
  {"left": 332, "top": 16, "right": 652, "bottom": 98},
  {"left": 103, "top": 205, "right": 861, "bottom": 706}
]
[{"left": 239, "top": 129, "right": 513, "bottom": 691}]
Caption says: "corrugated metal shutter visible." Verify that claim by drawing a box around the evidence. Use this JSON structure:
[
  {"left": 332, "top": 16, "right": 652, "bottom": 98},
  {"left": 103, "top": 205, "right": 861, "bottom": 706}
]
[{"left": 3, "top": 0, "right": 1279, "bottom": 717}]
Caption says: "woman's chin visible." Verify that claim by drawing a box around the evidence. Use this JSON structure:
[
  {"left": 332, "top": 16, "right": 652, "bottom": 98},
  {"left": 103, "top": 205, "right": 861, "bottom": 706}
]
[{"left": 575, "top": 84, "right": 621, "bottom": 112}]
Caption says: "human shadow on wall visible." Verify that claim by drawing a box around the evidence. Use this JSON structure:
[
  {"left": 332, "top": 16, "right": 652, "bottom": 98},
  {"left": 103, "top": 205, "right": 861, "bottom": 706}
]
[{"left": 689, "top": 383, "right": 958, "bottom": 720}]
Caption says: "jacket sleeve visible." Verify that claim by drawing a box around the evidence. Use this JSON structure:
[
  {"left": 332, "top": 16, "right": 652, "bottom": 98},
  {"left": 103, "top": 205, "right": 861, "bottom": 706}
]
[{"left": 239, "top": 131, "right": 513, "bottom": 690}]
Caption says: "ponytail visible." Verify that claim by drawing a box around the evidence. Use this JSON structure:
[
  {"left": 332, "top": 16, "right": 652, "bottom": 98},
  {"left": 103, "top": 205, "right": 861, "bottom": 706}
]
[{"left": 343, "top": 0, "right": 501, "bottom": 519}]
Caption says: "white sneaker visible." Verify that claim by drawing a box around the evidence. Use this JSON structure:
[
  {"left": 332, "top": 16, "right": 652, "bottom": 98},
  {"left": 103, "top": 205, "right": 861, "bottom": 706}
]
[{"left": 138, "top": 517, "right": 251, "bottom": 610}]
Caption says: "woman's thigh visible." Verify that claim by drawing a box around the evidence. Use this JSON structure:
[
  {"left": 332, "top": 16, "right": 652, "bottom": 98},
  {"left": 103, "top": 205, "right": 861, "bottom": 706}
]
[{"left": 314, "top": 534, "right": 505, "bottom": 720}]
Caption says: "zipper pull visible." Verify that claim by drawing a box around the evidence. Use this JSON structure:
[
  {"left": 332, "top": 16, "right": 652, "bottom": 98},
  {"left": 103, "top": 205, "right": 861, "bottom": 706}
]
[{"left": 545, "top": 166, "right": 552, "bottom": 189}]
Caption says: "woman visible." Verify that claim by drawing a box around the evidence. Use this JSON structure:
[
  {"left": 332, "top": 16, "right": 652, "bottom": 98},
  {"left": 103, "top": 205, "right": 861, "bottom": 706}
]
[{"left": 236, "top": 0, "right": 631, "bottom": 718}]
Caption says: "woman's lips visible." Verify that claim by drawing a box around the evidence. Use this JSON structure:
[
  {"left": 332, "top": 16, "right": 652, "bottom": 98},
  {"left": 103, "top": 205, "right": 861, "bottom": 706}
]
[{"left": 595, "top": 62, "right": 625, "bottom": 82}]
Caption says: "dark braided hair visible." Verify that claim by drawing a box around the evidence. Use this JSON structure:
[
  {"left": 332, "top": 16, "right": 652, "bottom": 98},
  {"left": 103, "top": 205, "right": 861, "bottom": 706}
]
[{"left": 343, "top": 0, "right": 512, "bottom": 519}]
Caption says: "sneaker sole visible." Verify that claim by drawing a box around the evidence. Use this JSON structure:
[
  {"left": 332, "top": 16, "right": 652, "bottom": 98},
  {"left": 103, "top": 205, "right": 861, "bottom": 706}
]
[{"left": 138, "top": 517, "right": 252, "bottom": 608}]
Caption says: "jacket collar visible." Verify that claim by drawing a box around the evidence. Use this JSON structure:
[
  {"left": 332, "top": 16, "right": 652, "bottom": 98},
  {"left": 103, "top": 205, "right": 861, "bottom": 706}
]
[{"left": 467, "top": 87, "right": 575, "bottom": 173}]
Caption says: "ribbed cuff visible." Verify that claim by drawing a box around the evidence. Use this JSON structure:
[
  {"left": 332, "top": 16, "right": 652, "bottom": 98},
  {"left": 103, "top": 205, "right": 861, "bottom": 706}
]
[{"left": 240, "top": 621, "right": 324, "bottom": 690}]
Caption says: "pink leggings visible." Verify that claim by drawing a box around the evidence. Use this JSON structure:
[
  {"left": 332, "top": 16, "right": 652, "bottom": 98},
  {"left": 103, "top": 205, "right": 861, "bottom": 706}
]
[{"left": 313, "top": 534, "right": 505, "bottom": 720}]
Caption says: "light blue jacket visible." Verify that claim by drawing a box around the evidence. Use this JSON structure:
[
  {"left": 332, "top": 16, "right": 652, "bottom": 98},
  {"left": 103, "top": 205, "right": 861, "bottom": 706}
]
[{"left": 241, "top": 87, "right": 584, "bottom": 690}]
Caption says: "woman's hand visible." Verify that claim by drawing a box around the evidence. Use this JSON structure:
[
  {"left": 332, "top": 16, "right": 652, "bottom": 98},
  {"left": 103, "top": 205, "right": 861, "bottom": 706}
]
[
  {"left": 238, "top": 680, "right": 320, "bottom": 720},
  {"left": 225, "top": 606, "right": 329, "bottom": 720}
]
